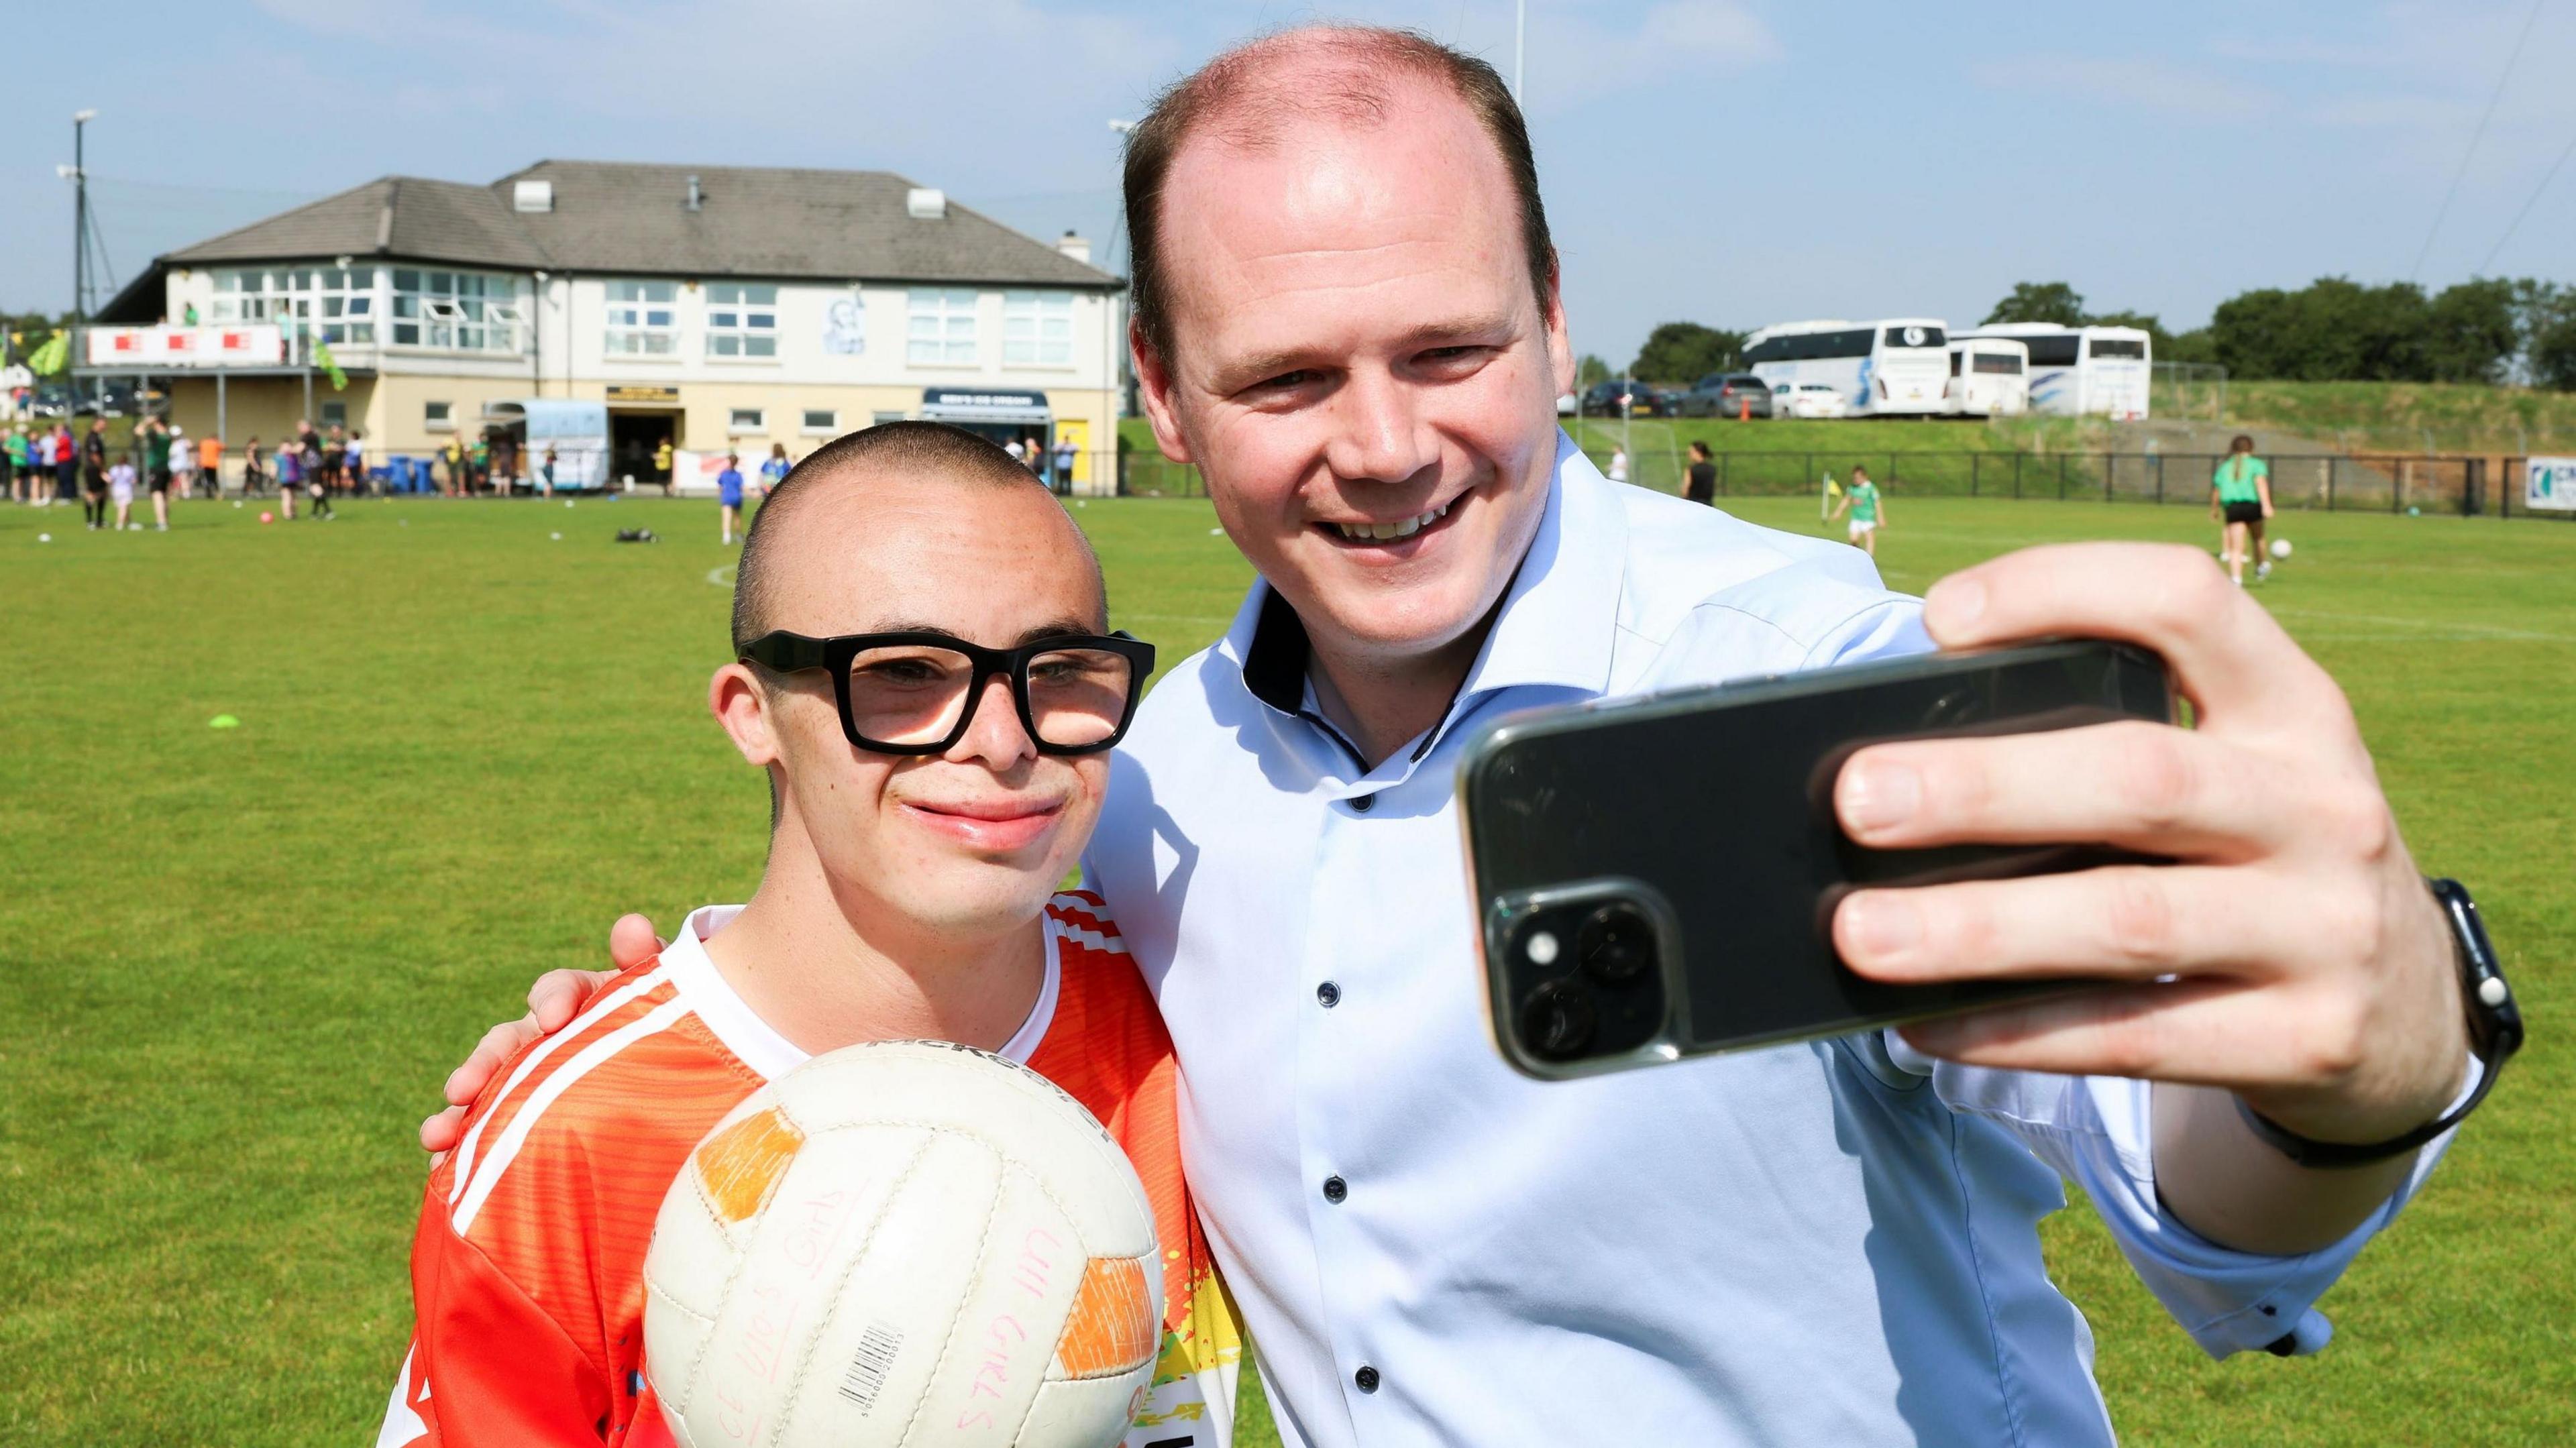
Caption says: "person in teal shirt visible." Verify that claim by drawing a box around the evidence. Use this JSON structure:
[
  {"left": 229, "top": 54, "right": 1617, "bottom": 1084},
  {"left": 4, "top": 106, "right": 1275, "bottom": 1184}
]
[
  {"left": 2211, "top": 434, "right": 2275, "bottom": 584},
  {"left": 4, "top": 424, "right": 28, "bottom": 504},
  {"left": 1829, "top": 462, "right": 1886, "bottom": 559}
]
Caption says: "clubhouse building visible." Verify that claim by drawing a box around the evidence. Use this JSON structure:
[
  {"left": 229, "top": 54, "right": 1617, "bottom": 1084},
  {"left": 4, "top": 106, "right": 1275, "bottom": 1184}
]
[{"left": 90, "top": 160, "right": 1124, "bottom": 492}]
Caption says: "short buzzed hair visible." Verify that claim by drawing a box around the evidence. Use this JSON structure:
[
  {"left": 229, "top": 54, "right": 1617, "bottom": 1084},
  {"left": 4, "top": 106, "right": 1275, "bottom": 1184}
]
[
  {"left": 1122, "top": 25, "right": 1555, "bottom": 362},
  {"left": 729, "top": 421, "right": 1074, "bottom": 655}
]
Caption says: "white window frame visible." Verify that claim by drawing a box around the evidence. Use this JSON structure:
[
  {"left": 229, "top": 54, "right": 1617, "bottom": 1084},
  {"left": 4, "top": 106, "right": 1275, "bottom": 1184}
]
[
  {"left": 387, "top": 268, "right": 523, "bottom": 353},
  {"left": 211, "top": 266, "right": 383, "bottom": 346},
  {"left": 705, "top": 283, "right": 779, "bottom": 359},
  {"left": 907, "top": 288, "right": 980, "bottom": 366},
  {"left": 604, "top": 280, "right": 681, "bottom": 358},
  {"left": 800, "top": 408, "right": 840, "bottom": 436},
  {"left": 727, "top": 407, "right": 766, "bottom": 435},
  {"left": 424, "top": 400, "right": 455, "bottom": 431},
  {"left": 1003, "top": 291, "right": 1075, "bottom": 368}
]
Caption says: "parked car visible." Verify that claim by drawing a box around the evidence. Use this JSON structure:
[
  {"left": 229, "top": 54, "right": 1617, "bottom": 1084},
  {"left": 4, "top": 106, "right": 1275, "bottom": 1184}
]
[
  {"left": 28, "top": 383, "right": 73, "bottom": 419},
  {"left": 1676, "top": 373, "right": 1772, "bottom": 419},
  {"left": 1556, "top": 391, "right": 1579, "bottom": 416},
  {"left": 1770, "top": 382, "right": 1851, "bottom": 420},
  {"left": 1579, "top": 380, "right": 1668, "bottom": 417}
]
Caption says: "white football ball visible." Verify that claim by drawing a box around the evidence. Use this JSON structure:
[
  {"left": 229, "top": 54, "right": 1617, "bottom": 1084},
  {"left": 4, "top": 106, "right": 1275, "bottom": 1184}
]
[
  {"left": 643, "top": 1041, "right": 1164, "bottom": 1448},
  {"left": 2269, "top": 539, "right": 2292, "bottom": 560}
]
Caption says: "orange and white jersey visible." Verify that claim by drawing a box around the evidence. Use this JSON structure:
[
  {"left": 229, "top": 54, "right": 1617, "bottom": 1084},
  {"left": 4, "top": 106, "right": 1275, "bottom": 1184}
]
[{"left": 378, "top": 892, "right": 1238, "bottom": 1448}]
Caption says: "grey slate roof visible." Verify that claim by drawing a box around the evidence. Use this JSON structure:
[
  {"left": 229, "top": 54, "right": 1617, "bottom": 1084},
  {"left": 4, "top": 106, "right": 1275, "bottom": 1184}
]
[
  {"left": 151, "top": 161, "right": 1116, "bottom": 290},
  {"left": 164, "top": 177, "right": 547, "bottom": 271}
]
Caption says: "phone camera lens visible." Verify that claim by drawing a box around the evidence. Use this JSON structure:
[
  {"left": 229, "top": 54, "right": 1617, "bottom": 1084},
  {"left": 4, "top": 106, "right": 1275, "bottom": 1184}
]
[
  {"left": 1519, "top": 979, "right": 1597, "bottom": 1060},
  {"left": 1578, "top": 903, "right": 1656, "bottom": 986}
]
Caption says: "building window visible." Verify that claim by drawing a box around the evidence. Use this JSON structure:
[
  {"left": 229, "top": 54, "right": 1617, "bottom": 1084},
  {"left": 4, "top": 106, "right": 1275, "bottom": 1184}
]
[
  {"left": 210, "top": 266, "right": 382, "bottom": 346},
  {"left": 424, "top": 401, "right": 454, "bottom": 431},
  {"left": 706, "top": 283, "right": 777, "bottom": 358},
  {"left": 605, "top": 280, "right": 680, "bottom": 356},
  {"left": 908, "top": 288, "right": 979, "bottom": 365},
  {"left": 728, "top": 408, "right": 765, "bottom": 435},
  {"left": 320, "top": 401, "right": 347, "bottom": 427},
  {"left": 1004, "top": 292, "right": 1074, "bottom": 366},
  {"left": 871, "top": 410, "right": 908, "bottom": 427},
  {"left": 388, "top": 269, "right": 523, "bottom": 353},
  {"left": 800, "top": 408, "right": 839, "bottom": 435}
]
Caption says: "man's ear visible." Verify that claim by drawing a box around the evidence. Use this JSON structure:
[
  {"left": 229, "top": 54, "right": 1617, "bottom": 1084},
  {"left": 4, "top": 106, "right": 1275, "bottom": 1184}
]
[
  {"left": 1131, "top": 322, "right": 1195, "bottom": 464},
  {"left": 1542, "top": 260, "right": 1576, "bottom": 398},
  {"left": 709, "top": 662, "right": 784, "bottom": 768}
]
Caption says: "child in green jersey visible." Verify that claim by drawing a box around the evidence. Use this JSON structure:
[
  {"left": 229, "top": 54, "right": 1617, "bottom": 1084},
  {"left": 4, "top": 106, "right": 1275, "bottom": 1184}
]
[
  {"left": 2210, "top": 435, "right": 2274, "bottom": 585},
  {"left": 1829, "top": 463, "right": 1885, "bottom": 559}
]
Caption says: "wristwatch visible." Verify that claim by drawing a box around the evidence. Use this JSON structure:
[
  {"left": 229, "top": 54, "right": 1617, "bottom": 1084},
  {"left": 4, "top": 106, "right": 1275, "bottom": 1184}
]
[{"left": 2236, "top": 878, "right": 2524, "bottom": 1168}]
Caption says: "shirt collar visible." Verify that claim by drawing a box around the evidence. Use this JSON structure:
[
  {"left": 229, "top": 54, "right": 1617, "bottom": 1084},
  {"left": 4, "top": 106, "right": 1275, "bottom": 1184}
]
[{"left": 1222, "top": 430, "right": 1627, "bottom": 719}]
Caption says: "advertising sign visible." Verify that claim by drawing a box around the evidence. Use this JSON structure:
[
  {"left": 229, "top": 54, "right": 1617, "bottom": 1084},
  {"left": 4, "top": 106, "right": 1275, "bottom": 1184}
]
[
  {"left": 2525, "top": 455, "right": 2576, "bottom": 512},
  {"left": 84, "top": 325, "right": 284, "bottom": 368}
]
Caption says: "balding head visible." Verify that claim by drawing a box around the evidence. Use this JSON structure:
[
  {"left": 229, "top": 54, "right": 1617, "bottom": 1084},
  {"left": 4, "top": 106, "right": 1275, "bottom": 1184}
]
[
  {"left": 731, "top": 421, "right": 1103, "bottom": 658},
  {"left": 1122, "top": 25, "right": 1554, "bottom": 364}
]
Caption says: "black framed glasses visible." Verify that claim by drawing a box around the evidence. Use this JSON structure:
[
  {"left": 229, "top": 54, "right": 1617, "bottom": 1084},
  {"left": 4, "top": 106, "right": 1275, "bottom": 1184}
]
[{"left": 741, "top": 630, "right": 1155, "bottom": 755}]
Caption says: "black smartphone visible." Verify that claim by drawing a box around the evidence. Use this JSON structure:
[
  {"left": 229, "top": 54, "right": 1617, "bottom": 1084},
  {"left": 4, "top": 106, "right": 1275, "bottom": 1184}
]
[{"left": 1458, "top": 638, "right": 2177, "bottom": 1080}]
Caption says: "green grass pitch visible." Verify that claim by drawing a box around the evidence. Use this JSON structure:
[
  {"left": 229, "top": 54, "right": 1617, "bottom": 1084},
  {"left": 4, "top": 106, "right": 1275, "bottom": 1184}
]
[{"left": 1, "top": 479, "right": 2567, "bottom": 1445}]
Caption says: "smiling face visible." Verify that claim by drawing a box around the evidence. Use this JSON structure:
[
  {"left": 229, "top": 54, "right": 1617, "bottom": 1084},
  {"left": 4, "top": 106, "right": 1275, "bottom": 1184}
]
[
  {"left": 1134, "top": 71, "right": 1574, "bottom": 674},
  {"left": 714, "top": 467, "right": 1110, "bottom": 939}
]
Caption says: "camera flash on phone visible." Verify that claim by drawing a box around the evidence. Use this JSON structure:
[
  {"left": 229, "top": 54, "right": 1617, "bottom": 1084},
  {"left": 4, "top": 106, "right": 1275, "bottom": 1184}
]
[{"left": 1526, "top": 931, "right": 1561, "bottom": 966}]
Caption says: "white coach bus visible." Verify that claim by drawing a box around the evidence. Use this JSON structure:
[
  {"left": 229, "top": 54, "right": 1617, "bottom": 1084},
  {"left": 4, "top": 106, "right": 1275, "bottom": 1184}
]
[
  {"left": 1948, "top": 323, "right": 2152, "bottom": 419},
  {"left": 1944, "top": 337, "right": 2029, "bottom": 418},
  {"left": 1744, "top": 318, "right": 1951, "bottom": 416}
]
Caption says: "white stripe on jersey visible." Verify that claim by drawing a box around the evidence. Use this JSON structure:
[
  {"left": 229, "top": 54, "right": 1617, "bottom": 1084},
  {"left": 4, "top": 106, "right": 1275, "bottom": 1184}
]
[
  {"left": 452, "top": 997, "right": 692, "bottom": 1233},
  {"left": 1047, "top": 916, "right": 1128, "bottom": 956},
  {"left": 374, "top": 1345, "right": 426, "bottom": 1448},
  {"left": 445, "top": 966, "right": 671, "bottom": 1209}
]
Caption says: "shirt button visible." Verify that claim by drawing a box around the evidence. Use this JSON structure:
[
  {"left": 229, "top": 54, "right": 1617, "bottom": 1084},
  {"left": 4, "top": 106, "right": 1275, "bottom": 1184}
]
[
  {"left": 1322, "top": 1174, "right": 1347, "bottom": 1203},
  {"left": 1349, "top": 792, "right": 1376, "bottom": 814},
  {"left": 1316, "top": 981, "right": 1341, "bottom": 1008},
  {"left": 1354, "top": 1364, "right": 1381, "bottom": 1394}
]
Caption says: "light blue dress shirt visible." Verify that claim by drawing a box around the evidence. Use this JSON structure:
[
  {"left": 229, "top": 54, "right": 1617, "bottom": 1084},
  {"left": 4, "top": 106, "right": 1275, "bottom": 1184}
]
[{"left": 1085, "top": 436, "right": 2454, "bottom": 1447}]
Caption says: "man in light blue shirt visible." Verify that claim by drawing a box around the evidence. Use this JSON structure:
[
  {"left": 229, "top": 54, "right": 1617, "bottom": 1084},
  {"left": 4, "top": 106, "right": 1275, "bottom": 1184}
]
[
  {"left": 446, "top": 24, "right": 2490, "bottom": 1447},
  {"left": 1096, "top": 25, "right": 2477, "bottom": 1446}
]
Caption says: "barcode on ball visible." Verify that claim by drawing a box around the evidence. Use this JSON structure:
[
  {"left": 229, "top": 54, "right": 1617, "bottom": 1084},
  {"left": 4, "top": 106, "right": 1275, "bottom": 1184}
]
[{"left": 839, "top": 1321, "right": 905, "bottom": 1413}]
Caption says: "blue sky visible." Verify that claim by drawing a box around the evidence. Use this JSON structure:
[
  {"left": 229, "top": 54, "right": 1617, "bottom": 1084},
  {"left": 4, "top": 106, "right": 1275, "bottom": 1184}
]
[{"left": 9, "top": 1, "right": 2576, "bottom": 366}]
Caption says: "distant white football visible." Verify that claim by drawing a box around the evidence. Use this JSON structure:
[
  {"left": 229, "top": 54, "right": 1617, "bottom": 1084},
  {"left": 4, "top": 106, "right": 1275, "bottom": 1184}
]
[
  {"left": 2269, "top": 539, "right": 2292, "bottom": 560},
  {"left": 643, "top": 1041, "right": 1163, "bottom": 1448}
]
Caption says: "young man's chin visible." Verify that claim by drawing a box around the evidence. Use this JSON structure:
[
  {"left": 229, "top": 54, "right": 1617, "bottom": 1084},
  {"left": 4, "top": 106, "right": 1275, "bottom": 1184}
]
[{"left": 900, "top": 875, "right": 1067, "bottom": 940}]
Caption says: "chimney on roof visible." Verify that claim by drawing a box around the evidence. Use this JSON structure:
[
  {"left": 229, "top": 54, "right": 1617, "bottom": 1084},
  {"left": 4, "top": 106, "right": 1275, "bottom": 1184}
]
[
  {"left": 513, "top": 179, "right": 553, "bottom": 213},
  {"left": 1057, "top": 230, "right": 1091, "bottom": 264},
  {"left": 906, "top": 187, "right": 947, "bottom": 221},
  {"left": 686, "top": 174, "right": 702, "bottom": 212}
]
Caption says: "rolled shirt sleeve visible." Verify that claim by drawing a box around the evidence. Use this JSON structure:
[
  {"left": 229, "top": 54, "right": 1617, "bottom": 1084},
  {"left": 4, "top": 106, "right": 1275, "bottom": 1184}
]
[{"left": 1885, "top": 1038, "right": 2479, "bottom": 1357}]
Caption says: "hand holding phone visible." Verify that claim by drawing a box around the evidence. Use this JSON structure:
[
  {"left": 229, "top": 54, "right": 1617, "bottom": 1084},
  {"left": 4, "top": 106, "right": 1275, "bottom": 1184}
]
[{"left": 1461, "top": 639, "right": 2175, "bottom": 1078}]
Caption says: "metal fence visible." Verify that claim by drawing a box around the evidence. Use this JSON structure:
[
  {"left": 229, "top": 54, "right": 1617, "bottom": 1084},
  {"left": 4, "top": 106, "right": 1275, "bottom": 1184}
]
[{"left": 1589, "top": 450, "right": 2573, "bottom": 520}]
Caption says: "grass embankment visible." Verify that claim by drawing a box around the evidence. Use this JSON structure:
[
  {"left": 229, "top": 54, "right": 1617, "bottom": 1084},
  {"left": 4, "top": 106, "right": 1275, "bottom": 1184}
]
[
  {"left": 5, "top": 489, "right": 2567, "bottom": 1446},
  {"left": 2222, "top": 380, "right": 2576, "bottom": 456}
]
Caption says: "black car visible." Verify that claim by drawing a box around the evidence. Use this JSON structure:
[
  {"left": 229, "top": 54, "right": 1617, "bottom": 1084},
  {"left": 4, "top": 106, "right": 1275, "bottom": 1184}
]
[
  {"left": 1676, "top": 373, "right": 1772, "bottom": 419},
  {"left": 1579, "top": 380, "right": 1667, "bottom": 417}
]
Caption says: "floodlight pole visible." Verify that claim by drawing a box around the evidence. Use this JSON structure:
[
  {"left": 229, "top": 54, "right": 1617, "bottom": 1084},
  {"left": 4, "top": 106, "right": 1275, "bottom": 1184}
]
[
  {"left": 1097, "top": 118, "right": 1141, "bottom": 494},
  {"left": 1513, "top": 0, "right": 1525, "bottom": 103},
  {"left": 71, "top": 110, "right": 95, "bottom": 323}
]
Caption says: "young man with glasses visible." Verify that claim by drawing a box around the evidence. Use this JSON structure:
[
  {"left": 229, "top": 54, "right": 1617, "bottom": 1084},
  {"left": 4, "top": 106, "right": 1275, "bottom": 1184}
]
[{"left": 380, "top": 423, "right": 1235, "bottom": 1447}]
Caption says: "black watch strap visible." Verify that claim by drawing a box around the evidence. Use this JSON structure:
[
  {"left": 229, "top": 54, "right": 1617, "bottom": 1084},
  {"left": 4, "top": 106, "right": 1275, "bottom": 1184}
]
[{"left": 2235, "top": 878, "right": 2523, "bottom": 1168}]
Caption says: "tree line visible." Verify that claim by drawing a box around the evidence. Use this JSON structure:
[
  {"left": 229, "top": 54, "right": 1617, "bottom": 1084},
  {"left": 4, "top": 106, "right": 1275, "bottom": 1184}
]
[{"left": 1592, "top": 278, "right": 2576, "bottom": 390}]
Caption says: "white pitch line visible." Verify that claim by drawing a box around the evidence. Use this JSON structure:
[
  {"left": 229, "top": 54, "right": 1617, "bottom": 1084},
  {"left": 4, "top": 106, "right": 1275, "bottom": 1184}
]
[
  {"left": 706, "top": 564, "right": 737, "bottom": 590},
  {"left": 2267, "top": 605, "right": 2571, "bottom": 643}
]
